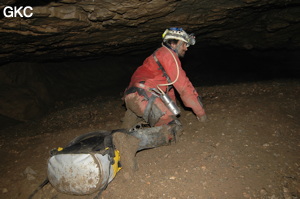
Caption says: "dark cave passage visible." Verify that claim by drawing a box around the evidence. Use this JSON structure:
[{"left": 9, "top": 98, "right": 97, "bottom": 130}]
[
  {"left": 184, "top": 47, "right": 300, "bottom": 86},
  {"left": 0, "top": 47, "right": 299, "bottom": 130}
]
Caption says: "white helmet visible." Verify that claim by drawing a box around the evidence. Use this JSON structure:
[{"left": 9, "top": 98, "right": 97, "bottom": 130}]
[{"left": 162, "top": 27, "right": 196, "bottom": 47}]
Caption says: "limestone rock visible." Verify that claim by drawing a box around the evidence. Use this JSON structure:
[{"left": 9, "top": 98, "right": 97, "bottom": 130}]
[{"left": 0, "top": 0, "right": 299, "bottom": 64}]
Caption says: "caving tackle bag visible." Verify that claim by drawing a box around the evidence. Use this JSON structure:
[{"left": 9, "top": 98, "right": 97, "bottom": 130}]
[{"left": 47, "top": 130, "right": 122, "bottom": 196}]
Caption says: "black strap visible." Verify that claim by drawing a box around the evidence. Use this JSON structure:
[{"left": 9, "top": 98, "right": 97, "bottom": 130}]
[
  {"left": 153, "top": 51, "right": 174, "bottom": 92},
  {"left": 153, "top": 51, "right": 171, "bottom": 83},
  {"left": 124, "top": 86, "right": 149, "bottom": 100},
  {"left": 28, "top": 178, "right": 49, "bottom": 199},
  {"left": 143, "top": 94, "right": 158, "bottom": 122}
]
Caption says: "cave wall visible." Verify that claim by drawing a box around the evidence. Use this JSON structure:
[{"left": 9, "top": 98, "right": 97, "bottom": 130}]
[
  {"left": 0, "top": 0, "right": 299, "bottom": 64},
  {"left": 0, "top": 55, "right": 142, "bottom": 125}
]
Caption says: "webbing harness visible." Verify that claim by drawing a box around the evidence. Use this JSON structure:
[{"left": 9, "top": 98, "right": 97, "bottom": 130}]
[
  {"left": 152, "top": 50, "right": 173, "bottom": 93},
  {"left": 124, "top": 50, "right": 175, "bottom": 126}
]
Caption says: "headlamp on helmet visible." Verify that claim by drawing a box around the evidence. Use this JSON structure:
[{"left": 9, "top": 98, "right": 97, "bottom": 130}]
[{"left": 162, "top": 27, "right": 196, "bottom": 47}]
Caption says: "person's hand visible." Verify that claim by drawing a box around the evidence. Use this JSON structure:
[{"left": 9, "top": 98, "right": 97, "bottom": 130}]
[{"left": 197, "top": 114, "right": 207, "bottom": 122}]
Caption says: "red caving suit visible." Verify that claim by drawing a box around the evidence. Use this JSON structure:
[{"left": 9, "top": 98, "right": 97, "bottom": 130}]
[{"left": 124, "top": 46, "right": 205, "bottom": 127}]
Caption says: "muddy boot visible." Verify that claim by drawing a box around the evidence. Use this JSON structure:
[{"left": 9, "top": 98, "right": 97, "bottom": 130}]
[
  {"left": 112, "top": 132, "right": 140, "bottom": 177},
  {"left": 167, "top": 119, "right": 183, "bottom": 142},
  {"left": 128, "top": 125, "right": 176, "bottom": 151}
]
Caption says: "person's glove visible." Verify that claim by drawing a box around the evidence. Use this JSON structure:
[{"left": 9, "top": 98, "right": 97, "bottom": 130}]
[{"left": 196, "top": 114, "right": 207, "bottom": 122}]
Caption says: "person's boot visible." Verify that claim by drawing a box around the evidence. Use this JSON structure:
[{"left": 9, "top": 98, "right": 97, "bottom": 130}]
[
  {"left": 112, "top": 132, "right": 140, "bottom": 178},
  {"left": 167, "top": 119, "right": 183, "bottom": 142},
  {"left": 128, "top": 124, "right": 177, "bottom": 151}
]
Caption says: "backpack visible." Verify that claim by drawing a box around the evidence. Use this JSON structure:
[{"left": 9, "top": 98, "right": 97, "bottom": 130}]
[{"left": 47, "top": 130, "right": 122, "bottom": 196}]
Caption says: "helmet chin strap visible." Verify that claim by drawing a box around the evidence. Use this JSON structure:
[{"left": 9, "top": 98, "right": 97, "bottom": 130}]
[
  {"left": 174, "top": 40, "right": 184, "bottom": 56},
  {"left": 163, "top": 40, "right": 184, "bottom": 56},
  {"left": 163, "top": 42, "right": 178, "bottom": 54}
]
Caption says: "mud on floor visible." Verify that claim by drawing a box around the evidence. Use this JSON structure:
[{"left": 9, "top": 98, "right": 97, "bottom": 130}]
[{"left": 0, "top": 79, "right": 299, "bottom": 199}]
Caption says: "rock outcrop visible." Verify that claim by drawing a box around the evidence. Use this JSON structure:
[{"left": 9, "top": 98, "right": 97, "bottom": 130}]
[{"left": 0, "top": 0, "right": 299, "bottom": 64}]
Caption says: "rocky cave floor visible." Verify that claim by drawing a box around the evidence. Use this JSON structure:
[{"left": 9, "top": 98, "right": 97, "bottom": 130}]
[{"left": 0, "top": 79, "right": 299, "bottom": 199}]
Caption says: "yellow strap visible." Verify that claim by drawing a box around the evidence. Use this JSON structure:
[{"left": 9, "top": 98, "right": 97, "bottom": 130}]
[{"left": 112, "top": 150, "right": 122, "bottom": 177}]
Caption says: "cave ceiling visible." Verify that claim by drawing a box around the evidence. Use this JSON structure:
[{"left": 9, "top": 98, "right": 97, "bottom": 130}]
[{"left": 0, "top": 0, "right": 300, "bottom": 65}]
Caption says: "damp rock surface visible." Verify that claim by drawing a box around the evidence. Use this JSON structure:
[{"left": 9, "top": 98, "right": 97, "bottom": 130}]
[{"left": 0, "top": 0, "right": 300, "bottom": 64}]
